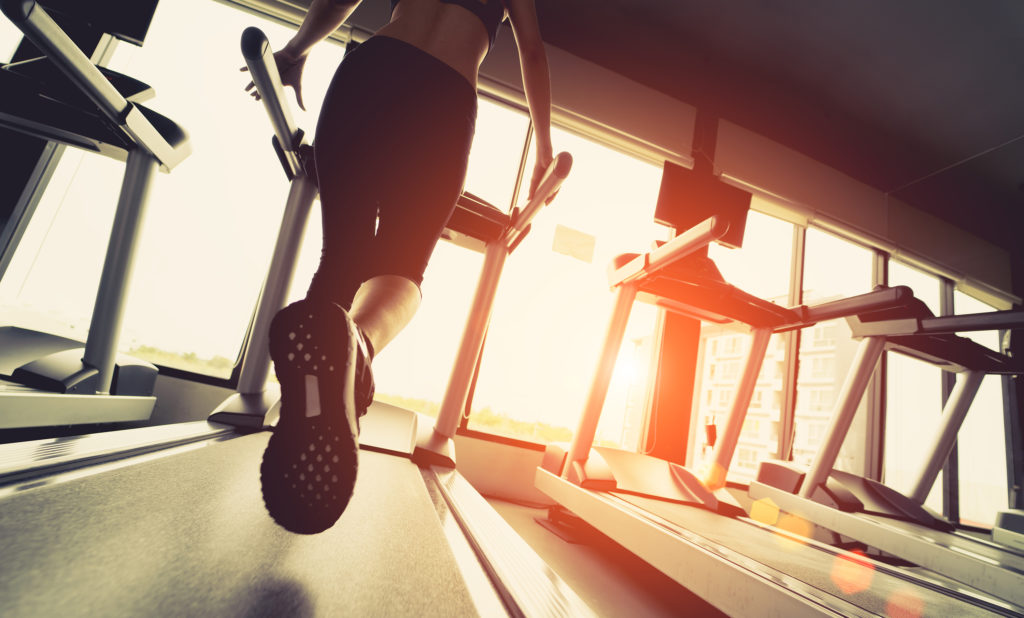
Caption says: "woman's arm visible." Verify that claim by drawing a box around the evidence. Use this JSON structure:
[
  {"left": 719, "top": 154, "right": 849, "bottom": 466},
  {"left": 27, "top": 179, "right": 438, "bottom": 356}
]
[
  {"left": 282, "top": 0, "right": 362, "bottom": 58},
  {"left": 505, "top": 0, "right": 554, "bottom": 200},
  {"left": 244, "top": 0, "right": 361, "bottom": 110}
]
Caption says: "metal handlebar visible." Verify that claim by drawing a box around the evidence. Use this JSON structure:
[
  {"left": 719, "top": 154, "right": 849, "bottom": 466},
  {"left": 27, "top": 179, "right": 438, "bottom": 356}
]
[
  {"left": 240, "top": 26, "right": 303, "bottom": 178},
  {"left": 504, "top": 152, "right": 573, "bottom": 247},
  {"left": 2, "top": 0, "right": 129, "bottom": 122},
  {"left": 796, "top": 285, "right": 913, "bottom": 326}
]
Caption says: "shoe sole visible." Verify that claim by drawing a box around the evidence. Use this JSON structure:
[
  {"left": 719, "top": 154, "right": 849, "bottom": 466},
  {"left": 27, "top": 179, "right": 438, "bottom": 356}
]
[{"left": 261, "top": 300, "right": 359, "bottom": 534}]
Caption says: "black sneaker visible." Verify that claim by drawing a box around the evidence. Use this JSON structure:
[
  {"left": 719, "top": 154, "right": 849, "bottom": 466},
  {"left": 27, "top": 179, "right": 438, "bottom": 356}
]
[{"left": 261, "top": 299, "right": 371, "bottom": 534}]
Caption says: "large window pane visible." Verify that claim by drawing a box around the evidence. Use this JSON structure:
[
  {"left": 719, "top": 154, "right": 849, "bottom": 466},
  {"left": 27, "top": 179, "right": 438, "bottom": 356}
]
[
  {"left": 1, "top": 17, "right": 20, "bottom": 62},
  {"left": 885, "top": 261, "right": 943, "bottom": 512},
  {"left": 954, "top": 291, "right": 1008, "bottom": 528},
  {"left": 467, "top": 129, "right": 665, "bottom": 445},
  {"left": 690, "top": 209, "right": 794, "bottom": 483},
  {"left": 463, "top": 98, "right": 530, "bottom": 209},
  {"left": 794, "top": 228, "right": 873, "bottom": 474},
  {"left": 0, "top": 0, "right": 345, "bottom": 377}
]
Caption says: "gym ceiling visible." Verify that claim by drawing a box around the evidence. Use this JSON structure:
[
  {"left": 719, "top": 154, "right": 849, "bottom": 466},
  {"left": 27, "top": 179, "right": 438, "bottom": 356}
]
[{"left": 536, "top": 0, "right": 1024, "bottom": 260}]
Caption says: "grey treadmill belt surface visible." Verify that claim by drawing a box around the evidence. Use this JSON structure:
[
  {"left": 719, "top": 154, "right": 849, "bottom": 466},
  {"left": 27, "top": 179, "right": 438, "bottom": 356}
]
[
  {"left": 0, "top": 434, "right": 478, "bottom": 617},
  {"left": 614, "top": 493, "right": 1002, "bottom": 617}
]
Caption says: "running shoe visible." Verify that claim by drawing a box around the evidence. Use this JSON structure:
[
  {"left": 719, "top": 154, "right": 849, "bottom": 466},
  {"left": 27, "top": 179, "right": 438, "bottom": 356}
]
[{"left": 261, "top": 298, "right": 372, "bottom": 534}]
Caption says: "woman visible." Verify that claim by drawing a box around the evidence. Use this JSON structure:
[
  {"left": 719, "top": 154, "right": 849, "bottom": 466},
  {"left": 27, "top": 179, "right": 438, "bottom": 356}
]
[{"left": 247, "top": 0, "right": 553, "bottom": 534}]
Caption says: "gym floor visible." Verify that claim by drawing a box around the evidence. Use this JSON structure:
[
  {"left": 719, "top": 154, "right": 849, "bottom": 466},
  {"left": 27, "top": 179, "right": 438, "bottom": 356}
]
[{"left": 487, "top": 498, "right": 725, "bottom": 617}]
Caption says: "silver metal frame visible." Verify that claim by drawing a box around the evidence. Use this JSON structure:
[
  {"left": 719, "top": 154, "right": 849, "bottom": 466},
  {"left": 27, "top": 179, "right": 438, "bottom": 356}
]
[
  {"left": 563, "top": 217, "right": 727, "bottom": 481},
  {"left": 416, "top": 152, "right": 573, "bottom": 466}
]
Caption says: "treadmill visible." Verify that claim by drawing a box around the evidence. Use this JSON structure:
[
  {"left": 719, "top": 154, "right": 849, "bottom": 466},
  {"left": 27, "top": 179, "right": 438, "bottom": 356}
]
[
  {"left": 535, "top": 161, "right": 1021, "bottom": 616},
  {"left": 0, "top": 0, "right": 190, "bottom": 428},
  {"left": 752, "top": 292, "right": 1024, "bottom": 607},
  {"left": 0, "top": 22, "right": 590, "bottom": 617}
]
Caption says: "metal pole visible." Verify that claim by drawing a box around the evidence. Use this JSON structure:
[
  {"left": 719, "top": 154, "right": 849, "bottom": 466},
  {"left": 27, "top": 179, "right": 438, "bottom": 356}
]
[
  {"left": 83, "top": 149, "right": 158, "bottom": 394},
  {"left": 705, "top": 327, "right": 772, "bottom": 489},
  {"left": 564, "top": 283, "right": 638, "bottom": 477},
  {"left": 237, "top": 174, "right": 318, "bottom": 394},
  {"left": 908, "top": 370, "right": 985, "bottom": 504},
  {"left": 800, "top": 336, "right": 886, "bottom": 498},
  {"left": 434, "top": 241, "right": 509, "bottom": 438}
]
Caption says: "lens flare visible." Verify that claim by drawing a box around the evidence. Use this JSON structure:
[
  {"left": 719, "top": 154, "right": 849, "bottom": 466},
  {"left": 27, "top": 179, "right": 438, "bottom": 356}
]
[
  {"left": 703, "top": 462, "right": 727, "bottom": 490},
  {"left": 776, "top": 512, "right": 812, "bottom": 542},
  {"left": 749, "top": 497, "right": 780, "bottom": 526},
  {"left": 830, "top": 549, "right": 874, "bottom": 595}
]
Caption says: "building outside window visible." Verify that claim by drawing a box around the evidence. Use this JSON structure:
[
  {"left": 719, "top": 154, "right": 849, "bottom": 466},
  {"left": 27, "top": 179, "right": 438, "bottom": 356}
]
[{"left": 690, "top": 209, "right": 794, "bottom": 483}]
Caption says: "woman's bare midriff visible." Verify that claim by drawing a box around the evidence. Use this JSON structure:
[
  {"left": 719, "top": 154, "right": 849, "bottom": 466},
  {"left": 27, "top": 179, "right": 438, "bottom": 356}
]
[{"left": 375, "top": 0, "right": 493, "bottom": 87}]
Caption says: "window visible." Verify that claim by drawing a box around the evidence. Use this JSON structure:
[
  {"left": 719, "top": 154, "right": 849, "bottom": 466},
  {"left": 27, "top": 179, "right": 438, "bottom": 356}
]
[
  {"left": 884, "top": 261, "right": 943, "bottom": 512},
  {"left": 691, "top": 208, "right": 794, "bottom": 483},
  {"left": 1, "top": 16, "right": 20, "bottom": 62},
  {"left": 794, "top": 227, "right": 874, "bottom": 473},
  {"left": 954, "top": 291, "right": 1008, "bottom": 528},
  {"left": 0, "top": 0, "right": 345, "bottom": 377},
  {"left": 466, "top": 127, "right": 665, "bottom": 446}
]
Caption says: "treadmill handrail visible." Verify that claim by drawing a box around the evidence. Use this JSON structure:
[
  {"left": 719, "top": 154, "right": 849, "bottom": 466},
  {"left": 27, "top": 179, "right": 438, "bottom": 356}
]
[
  {"left": 783, "top": 285, "right": 914, "bottom": 331},
  {"left": 3, "top": 0, "right": 130, "bottom": 122},
  {"left": 503, "top": 152, "right": 573, "bottom": 247},
  {"left": 2, "top": 0, "right": 189, "bottom": 170},
  {"left": 615, "top": 216, "right": 729, "bottom": 287},
  {"left": 240, "top": 26, "right": 302, "bottom": 176},
  {"left": 918, "top": 309, "right": 1024, "bottom": 335}
]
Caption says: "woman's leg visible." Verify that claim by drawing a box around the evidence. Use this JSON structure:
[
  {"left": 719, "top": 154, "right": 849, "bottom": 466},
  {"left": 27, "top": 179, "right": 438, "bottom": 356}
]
[{"left": 350, "top": 274, "right": 422, "bottom": 354}]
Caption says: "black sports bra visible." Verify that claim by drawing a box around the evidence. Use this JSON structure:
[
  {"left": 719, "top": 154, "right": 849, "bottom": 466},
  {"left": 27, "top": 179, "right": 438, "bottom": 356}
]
[{"left": 390, "top": 0, "right": 506, "bottom": 48}]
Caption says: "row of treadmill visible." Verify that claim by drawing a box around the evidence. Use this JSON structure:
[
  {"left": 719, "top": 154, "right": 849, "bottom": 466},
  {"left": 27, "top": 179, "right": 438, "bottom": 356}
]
[
  {"left": 535, "top": 161, "right": 1024, "bottom": 614},
  {"left": 0, "top": 4, "right": 594, "bottom": 617},
  {"left": 3, "top": 1, "right": 1024, "bottom": 616}
]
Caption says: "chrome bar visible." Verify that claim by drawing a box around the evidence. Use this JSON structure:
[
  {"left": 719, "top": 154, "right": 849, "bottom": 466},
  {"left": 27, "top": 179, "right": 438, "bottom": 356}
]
[
  {"left": 616, "top": 217, "right": 728, "bottom": 286},
  {"left": 82, "top": 150, "right": 158, "bottom": 393},
  {"left": 237, "top": 174, "right": 319, "bottom": 394},
  {"left": 797, "top": 285, "right": 912, "bottom": 326},
  {"left": 504, "top": 152, "right": 573, "bottom": 246},
  {"left": 908, "top": 370, "right": 985, "bottom": 503},
  {"left": 919, "top": 310, "right": 1024, "bottom": 335},
  {"left": 240, "top": 26, "right": 302, "bottom": 176},
  {"left": 564, "top": 283, "right": 639, "bottom": 477},
  {"left": 800, "top": 336, "right": 886, "bottom": 498},
  {"left": 704, "top": 327, "right": 772, "bottom": 489},
  {"left": 433, "top": 241, "right": 510, "bottom": 438},
  {"left": 2, "top": 0, "right": 128, "bottom": 121}
]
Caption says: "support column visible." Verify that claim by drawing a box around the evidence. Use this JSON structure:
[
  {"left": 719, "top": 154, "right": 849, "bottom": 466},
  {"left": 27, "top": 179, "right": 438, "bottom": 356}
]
[
  {"left": 909, "top": 370, "right": 985, "bottom": 504},
  {"left": 800, "top": 336, "right": 886, "bottom": 498},
  {"left": 83, "top": 149, "right": 157, "bottom": 394},
  {"left": 564, "top": 283, "right": 637, "bottom": 478}
]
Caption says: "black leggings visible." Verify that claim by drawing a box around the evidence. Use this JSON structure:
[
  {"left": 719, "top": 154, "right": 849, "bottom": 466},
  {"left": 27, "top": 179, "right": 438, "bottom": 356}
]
[{"left": 306, "top": 36, "right": 478, "bottom": 310}]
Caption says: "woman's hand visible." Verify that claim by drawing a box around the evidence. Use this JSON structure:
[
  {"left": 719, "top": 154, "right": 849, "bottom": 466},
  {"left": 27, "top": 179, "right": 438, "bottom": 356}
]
[
  {"left": 528, "top": 150, "right": 557, "bottom": 205},
  {"left": 241, "top": 48, "right": 309, "bottom": 111}
]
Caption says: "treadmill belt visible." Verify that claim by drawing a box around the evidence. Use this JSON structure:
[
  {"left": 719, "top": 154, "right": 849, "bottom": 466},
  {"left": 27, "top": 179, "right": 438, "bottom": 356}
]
[
  {"left": 0, "top": 434, "right": 478, "bottom": 617},
  {"left": 614, "top": 493, "right": 1002, "bottom": 617}
]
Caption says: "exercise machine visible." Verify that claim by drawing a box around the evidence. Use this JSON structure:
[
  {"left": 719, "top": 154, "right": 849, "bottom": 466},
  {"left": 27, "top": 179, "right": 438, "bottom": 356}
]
[
  {"left": 751, "top": 293, "right": 1024, "bottom": 606},
  {"left": 535, "top": 159, "right": 1021, "bottom": 615},
  {"left": 0, "top": 23, "right": 589, "bottom": 618},
  {"left": 0, "top": 0, "right": 190, "bottom": 428},
  {"left": 210, "top": 27, "right": 573, "bottom": 473}
]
